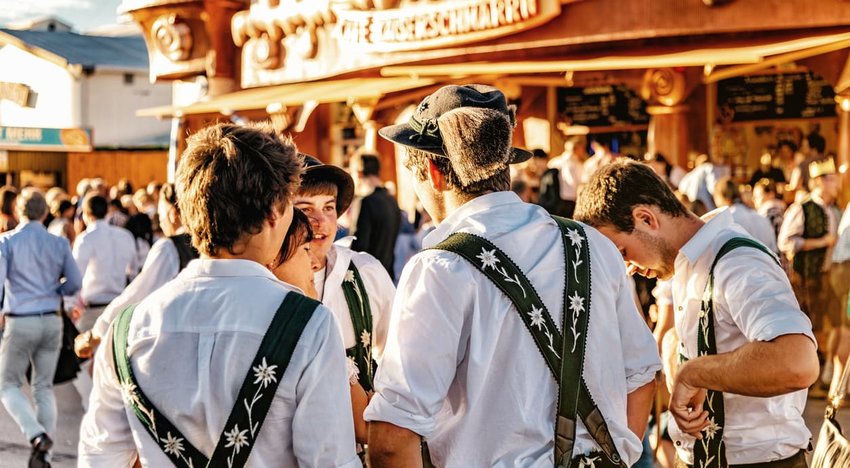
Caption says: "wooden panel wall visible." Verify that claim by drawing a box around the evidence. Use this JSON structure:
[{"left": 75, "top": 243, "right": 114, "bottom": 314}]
[{"left": 67, "top": 150, "right": 168, "bottom": 194}]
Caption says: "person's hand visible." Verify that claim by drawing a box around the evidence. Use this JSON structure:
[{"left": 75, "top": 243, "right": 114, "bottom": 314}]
[
  {"left": 69, "top": 306, "right": 83, "bottom": 322},
  {"left": 669, "top": 365, "right": 710, "bottom": 438},
  {"left": 74, "top": 331, "right": 101, "bottom": 359}
]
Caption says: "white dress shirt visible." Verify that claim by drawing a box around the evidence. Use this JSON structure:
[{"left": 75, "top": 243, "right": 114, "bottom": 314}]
[
  {"left": 669, "top": 209, "right": 814, "bottom": 465},
  {"left": 91, "top": 237, "right": 181, "bottom": 340},
  {"left": 777, "top": 193, "right": 839, "bottom": 271},
  {"left": 74, "top": 219, "right": 138, "bottom": 305},
  {"left": 727, "top": 204, "right": 778, "bottom": 253},
  {"left": 547, "top": 151, "right": 583, "bottom": 201},
  {"left": 364, "top": 191, "right": 661, "bottom": 467},
  {"left": 315, "top": 244, "right": 395, "bottom": 367},
  {"left": 833, "top": 203, "right": 850, "bottom": 263},
  {"left": 78, "top": 259, "right": 360, "bottom": 468}
]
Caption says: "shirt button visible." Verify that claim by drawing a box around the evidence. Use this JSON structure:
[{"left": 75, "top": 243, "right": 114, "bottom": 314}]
[
  {"left": 698, "top": 311, "right": 705, "bottom": 318},
  {"left": 678, "top": 306, "right": 683, "bottom": 311},
  {"left": 675, "top": 441, "right": 682, "bottom": 447}
]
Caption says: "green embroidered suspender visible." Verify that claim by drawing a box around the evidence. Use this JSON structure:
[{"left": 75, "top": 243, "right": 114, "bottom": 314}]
[
  {"left": 112, "top": 292, "right": 321, "bottom": 468},
  {"left": 341, "top": 261, "right": 376, "bottom": 391},
  {"left": 432, "top": 216, "right": 624, "bottom": 468},
  {"left": 691, "top": 237, "right": 779, "bottom": 468}
]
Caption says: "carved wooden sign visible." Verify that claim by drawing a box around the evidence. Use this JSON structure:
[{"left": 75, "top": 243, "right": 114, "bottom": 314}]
[
  {"left": 233, "top": 0, "right": 563, "bottom": 87},
  {"left": 337, "top": 0, "right": 561, "bottom": 53}
]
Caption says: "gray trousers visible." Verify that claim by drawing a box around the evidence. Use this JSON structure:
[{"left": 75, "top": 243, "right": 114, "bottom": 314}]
[{"left": 0, "top": 314, "right": 62, "bottom": 440}]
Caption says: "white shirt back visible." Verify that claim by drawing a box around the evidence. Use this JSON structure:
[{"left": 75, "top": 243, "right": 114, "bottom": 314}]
[
  {"left": 78, "top": 259, "right": 361, "bottom": 468},
  {"left": 364, "top": 191, "right": 660, "bottom": 467},
  {"left": 74, "top": 219, "right": 138, "bottom": 305},
  {"left": 670, "top": 210, "right": 814, "bottom": 465},
  {"left": 727, "top": 204, "right": 778, "bottom": 253}
]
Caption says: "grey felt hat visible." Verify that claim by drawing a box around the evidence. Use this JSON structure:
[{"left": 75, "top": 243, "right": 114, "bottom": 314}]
[{"left": 379, "top": 84, "right": 532, "bottom": 165}]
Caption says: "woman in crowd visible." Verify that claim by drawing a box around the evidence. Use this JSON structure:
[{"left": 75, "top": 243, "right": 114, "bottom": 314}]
[{"left": 269, "top": 209, "right": 369, "bottom": 445}]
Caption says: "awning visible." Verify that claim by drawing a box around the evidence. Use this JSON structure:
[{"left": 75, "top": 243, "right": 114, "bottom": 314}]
[
  {"left": 138, "top": 77, "right": 435, "bottom": 118},
  {"left": 379, "top": 31, "right": 850, "bottom": 83}
]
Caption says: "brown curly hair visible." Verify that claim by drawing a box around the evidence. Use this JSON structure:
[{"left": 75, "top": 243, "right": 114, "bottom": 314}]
[{"left": 176, "top": 123, "right": 303, "bottom": 256}]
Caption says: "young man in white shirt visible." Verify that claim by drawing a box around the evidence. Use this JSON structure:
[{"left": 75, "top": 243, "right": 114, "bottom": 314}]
[
  {"left": 575, "top": 160, "right": 818, "bottom": 468},
  {"left": 293, "top": 155, "right": 395, "bottom": 442},
  {"left": 73, "top": 194, "right": 138, "bottom": 332},
  {"left": 365, "top": 84, "right": 660, "bottom": 468},
  {"left": 79, "top": 123, "right": 360, "bottom": 467}
]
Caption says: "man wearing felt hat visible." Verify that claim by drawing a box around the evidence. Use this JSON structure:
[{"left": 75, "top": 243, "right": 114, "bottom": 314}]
[
  {"left": 779, "top": 157, "right": 843, "bottom": 394},
  {"left": 364, "top": 84, "right": 661, "bottom": 468},
  {"left": 292, "top": 154, "right": 396, "bottom": 447}
]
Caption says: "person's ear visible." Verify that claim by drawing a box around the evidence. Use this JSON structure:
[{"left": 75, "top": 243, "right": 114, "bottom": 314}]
[
  {"left": 632, "top": 205, "right": 660, "bottom": 231},
  {"left": 167, "top": 205, "right": 179, "bottom": 227},
  {"left": 427, "top": 159, "right": 446, "bottom": 191}
]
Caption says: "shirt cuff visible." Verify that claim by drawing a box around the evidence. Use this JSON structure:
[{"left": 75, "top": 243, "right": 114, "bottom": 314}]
[
  {"left": 752, "top": 316, "right": 816, "bottom": 348},
  {"left": 626, "top": 361, "right": 662, "bottom": 393},
  {"left": 363, "top": 392, "right": 435, "bottom": 438}
]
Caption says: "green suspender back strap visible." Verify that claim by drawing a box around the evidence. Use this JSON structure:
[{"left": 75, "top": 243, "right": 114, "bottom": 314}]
[
  {"left": 695, "top": 237, "right": 779, "bottom": 468},
  {"left": 340, "top": 261, "right": 376, "bottom": 391},
  {"left": 112, "top": 292, "right": 321, "bottom": 468},
  {"left": 432, "top": 216, "right": 624, "bottom": 468}
]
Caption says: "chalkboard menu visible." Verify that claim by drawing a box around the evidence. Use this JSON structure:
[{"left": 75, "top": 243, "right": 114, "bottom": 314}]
[
  {"left": 717, "top": 72, "right": 836, "bottom": 122},
  {"left": 557, "top": 85, "right": 649, "bottom": 127}
]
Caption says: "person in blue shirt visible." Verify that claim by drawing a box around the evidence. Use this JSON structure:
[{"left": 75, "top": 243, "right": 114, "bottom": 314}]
[{"left": 0, "top": 188, "right": 82, "bottom": 468}]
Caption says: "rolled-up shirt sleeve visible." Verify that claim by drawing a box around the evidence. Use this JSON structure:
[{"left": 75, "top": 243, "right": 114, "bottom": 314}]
[
  {"left": 616, "top": 263, "right": 662, "bottom": 392},
  {"left": 715, "top": 248, "right": 815, "bottom": 344},
  {"left": 364, "top": 252, "right": 472, "bottom": 437},
  {"left": 777, "top": 203, "right": 805, "bottom": 255},
  {"left": 78, "top": 325, "right": 139, "bottom": 467}
]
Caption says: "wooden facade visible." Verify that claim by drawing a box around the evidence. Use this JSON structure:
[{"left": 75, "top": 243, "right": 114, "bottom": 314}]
[
  {"left": 67, "top": 150, "right": 168, "bottom": 194},
  {"left": 123, "top": 0, "right": 850, "bottom": 206}
]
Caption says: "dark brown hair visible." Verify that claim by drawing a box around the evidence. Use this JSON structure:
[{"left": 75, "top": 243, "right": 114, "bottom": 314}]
[
  {"left": 176, "top": 123, "right": 303, "bottom": 256},
  {"left": 575, "top": 159, "right": 689, "bottom": 232},
  {"left": 298, "top": 179, "right": 338, "bottom": 199},
  {"left": 274, "top": 208, "right": 313, "bottom": 268},
  {"left": 0, "top": 186, "right": 17, "bottom": 217}
]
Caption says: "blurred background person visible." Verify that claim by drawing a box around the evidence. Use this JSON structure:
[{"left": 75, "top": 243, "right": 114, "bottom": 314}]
[
  {"left": 349, "top": 152, "right": 401, "bottom": 281},
  {"left": 0, "top": 186, "right": 19, "bottom": 233},
  {"left": 713, "top": 176, "right": 778, "bottom": 253},
  {"left": 541, "top": 135, "right": 587, "bottom": 217},
  {"left": 645, "top": 152, "right": 686, "bottom": 190},
  {"left": 0, "top": 188, "right": 81, "bottom": 468},
  {"left": 748, "top": 151, "right": 787, "bottom": 188},
  {"left": 753, "top": 178, "right": 787, "bottom": 241},
  {"left": 48, "top": 198, "right": 76, "bottom": 244}
]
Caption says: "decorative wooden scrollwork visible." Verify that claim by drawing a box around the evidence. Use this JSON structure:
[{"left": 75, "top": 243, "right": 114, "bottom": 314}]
[
  {"left": 151, "top": 14, "right": 193, "bottom": 62},
  {"left": 642, "top": 68, "right": 686, "bottom": 107}
]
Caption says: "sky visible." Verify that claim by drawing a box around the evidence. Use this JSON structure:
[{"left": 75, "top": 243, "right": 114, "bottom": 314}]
[{"left": 0, "top": 0, "right": 123, "bottom": 32}]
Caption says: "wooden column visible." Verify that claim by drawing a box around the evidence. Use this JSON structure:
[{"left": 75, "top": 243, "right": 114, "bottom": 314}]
[
  {"left": 642, "top": 68, "right": 697, "bottom": 168},
  {"left": 647, "top": 105, "right": 691, "bottom": 168},
  {"left": 837, "top": 93, "right": 850, "bottom": 207}
]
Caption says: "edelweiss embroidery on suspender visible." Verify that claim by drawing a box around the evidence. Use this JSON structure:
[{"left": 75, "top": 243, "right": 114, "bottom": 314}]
[
  {"left": 432, "top": 216, "right": 625, "bottom": 468},
  {"left": 112, "top": 293, "right": 320, "bottom": 468},
  {"left": 341, "top": 261, "right": 376, "bottom": 391},
  {"left": 688, "top": 237, "right": 780, "bottom": 468}
]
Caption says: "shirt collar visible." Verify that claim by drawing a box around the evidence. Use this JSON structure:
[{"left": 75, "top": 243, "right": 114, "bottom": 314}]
[
  {"left": 183, "top": 258, "right": 280, "bottom": 282},
  {"left": 422, "top": 191, "right": 524, "bottom": 249},
  {"left": 678, "top": 207, "right": 733, "bottom": 265},
  {"left": 88, "top": 219, "right": 109, "bottom": 230},
  {"left": 20, "top": 220, "right": 46, "bottom": 231}
]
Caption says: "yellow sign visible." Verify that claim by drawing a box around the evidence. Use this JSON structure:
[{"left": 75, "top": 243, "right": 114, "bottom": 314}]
[{"left": 337, "top": 0, "right": 561, "bottom": 53}]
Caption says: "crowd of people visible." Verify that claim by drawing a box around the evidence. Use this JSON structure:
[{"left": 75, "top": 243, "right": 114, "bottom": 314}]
[{"left": 0, "top": 83, "right": 845, "bottom": 468}]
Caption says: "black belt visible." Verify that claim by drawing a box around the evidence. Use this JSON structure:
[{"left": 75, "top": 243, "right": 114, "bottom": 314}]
[
  {"left": 5, "top": 311, "right": 59, "bottom": 318},
  {"left": 87, "top": 303, "right": 110, "bottom": 308}
]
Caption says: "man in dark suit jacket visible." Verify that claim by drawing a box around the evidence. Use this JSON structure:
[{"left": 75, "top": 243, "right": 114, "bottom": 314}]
[{"left": 351, "top": 153, "right": 401, "bottom": 281}]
